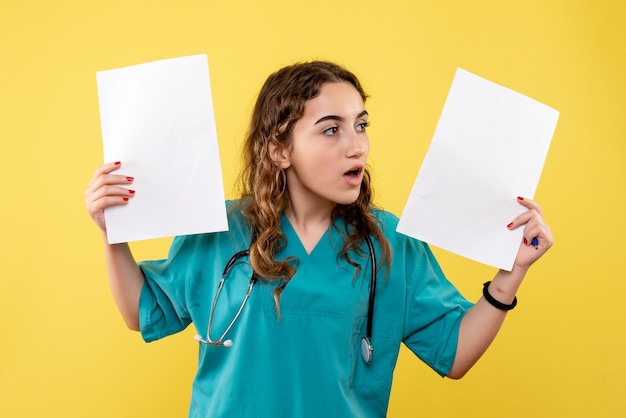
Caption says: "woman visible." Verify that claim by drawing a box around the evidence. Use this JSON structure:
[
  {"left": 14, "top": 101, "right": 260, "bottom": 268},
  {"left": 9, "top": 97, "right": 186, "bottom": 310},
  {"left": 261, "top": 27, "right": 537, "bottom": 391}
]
[{"left": 85, "top": 61, "right": 552, "bottom": 417}]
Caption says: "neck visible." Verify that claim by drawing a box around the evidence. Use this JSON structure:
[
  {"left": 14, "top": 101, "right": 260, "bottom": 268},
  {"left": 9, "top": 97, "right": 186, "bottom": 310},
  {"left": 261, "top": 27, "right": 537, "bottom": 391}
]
[
  {"left": 284, "top": 199, "right": 334, "bottom": 231},
  {"left": 284, "top": 199, "right": 335, "bottom": 254}
]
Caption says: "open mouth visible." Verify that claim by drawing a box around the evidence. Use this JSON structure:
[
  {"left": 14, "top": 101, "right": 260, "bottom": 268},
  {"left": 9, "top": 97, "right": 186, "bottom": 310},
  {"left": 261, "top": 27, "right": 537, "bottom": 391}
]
[{"left": 344, "top": 166, "right": 363, "bottom": 179}]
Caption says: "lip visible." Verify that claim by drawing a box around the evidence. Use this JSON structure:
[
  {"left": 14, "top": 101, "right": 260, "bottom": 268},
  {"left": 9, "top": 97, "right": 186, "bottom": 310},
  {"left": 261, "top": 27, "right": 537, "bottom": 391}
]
[{"left": 343, "top": 164, "right": 364, "bottom": 187}]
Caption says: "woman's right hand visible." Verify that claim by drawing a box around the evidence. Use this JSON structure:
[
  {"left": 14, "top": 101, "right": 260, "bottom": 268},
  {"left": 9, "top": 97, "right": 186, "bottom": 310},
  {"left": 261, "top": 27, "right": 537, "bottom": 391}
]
[{"left": 85, "top": 161, "right": 135, "bottom": 232}]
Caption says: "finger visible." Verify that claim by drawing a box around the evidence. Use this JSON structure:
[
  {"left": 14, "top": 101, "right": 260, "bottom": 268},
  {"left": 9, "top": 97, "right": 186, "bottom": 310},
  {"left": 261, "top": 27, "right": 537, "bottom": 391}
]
[
  {"left": 522, "top": 234, "right": 552, "bottom": 252},
  {"left": 506, "top": 196, "right": 545, "bottom": 230},
  {"left": 86, "top": 161, "right": 128, "bottom": 189},
  {"left": 86, "top": 194, "right": 132, "bottom": 230},
  {"left": 87, "top": 174, "right": 134, "bottom": 193},
  {"left": 521, "top": 222, "right": 553, "bottom": 250},
  {"left": 507, "top": 208, "right": 540, "bottom": 230},
  {"left": 89, "top": 161, "right": 122, "bottom": 183},
  {"left": 85, "top": 170, "right": 134, "bottom": 197},
  {"left": 87, "top": 194, "right": 132, "bottom": 213},
  {"left": 86, "top": 186, "right": 135, "bottom": 217},
  {"left": 86, "top": 184, "right": 135, "bottom": 205},
  {"left": 516, "top": 196, "right": 543, "bottom": 215}
]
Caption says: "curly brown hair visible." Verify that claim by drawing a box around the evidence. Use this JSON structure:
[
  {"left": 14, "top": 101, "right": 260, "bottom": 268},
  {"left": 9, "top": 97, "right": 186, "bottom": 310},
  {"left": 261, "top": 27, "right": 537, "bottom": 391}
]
[{"left": 234, "top": 61, "right": 391, "bottom": 310}]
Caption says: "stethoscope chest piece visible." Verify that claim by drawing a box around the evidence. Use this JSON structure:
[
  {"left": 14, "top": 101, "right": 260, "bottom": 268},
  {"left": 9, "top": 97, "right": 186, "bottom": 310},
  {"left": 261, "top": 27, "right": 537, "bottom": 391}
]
[{"left": 361, "top": 336, "right": 373, "bottom": 364}]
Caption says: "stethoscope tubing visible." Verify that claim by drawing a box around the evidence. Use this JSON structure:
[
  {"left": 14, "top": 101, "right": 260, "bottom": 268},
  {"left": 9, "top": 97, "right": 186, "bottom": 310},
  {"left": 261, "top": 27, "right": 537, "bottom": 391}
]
[
  {"left": 197, "top": 236, "right": 377, "bottom": 364},
  {"left": 205, "top": 250, "right": 255, "bottom": 346}
]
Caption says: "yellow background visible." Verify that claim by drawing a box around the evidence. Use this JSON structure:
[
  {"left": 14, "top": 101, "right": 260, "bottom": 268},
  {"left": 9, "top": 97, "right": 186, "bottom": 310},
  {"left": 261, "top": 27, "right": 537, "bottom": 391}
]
[{"left": 1, "top": 0, "right": 624, "bottom": 416}]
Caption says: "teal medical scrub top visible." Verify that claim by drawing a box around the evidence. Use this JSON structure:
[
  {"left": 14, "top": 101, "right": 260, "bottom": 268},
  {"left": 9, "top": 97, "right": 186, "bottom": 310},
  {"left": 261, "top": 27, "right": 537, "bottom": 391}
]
[{"left": 138, "top": 201, "right": 473, "bottom": 417}]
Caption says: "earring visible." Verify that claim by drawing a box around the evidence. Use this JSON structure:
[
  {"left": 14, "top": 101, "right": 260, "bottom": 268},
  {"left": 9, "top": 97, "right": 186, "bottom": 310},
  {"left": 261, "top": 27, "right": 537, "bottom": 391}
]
[{"left": 276, "top": 168, "right": 287, "bottom": 196}]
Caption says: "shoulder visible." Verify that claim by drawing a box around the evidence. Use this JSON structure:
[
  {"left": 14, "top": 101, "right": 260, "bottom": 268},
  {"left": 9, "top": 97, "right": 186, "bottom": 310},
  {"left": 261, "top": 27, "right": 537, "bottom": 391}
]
[
  {"left": 170, "top": 199, "right": 251, "bottom": 252},
  {"left": 370, "top": 207, "right": 432, "bottom": 258},
  {"left": 370, "top": 207, "right": 402, "bottom": 244},
  {"left": 226, "top": 199, "right": 251, "bottom": 233},
  {"left": 371, "top": 207, "right": 400, "bottom": 230}
]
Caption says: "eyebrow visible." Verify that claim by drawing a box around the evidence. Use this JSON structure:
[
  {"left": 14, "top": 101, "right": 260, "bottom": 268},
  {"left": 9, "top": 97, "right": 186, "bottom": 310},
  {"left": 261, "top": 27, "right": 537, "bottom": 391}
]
[{"left": 314, "top": 110, "right": 369, "bottom": 125}]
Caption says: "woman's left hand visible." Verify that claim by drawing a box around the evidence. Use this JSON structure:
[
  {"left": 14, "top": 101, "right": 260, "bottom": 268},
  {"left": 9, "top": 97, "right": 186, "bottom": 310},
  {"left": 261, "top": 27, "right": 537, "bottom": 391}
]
[{"left": 507, "top": 197, "right": 554, "bottom": 271}]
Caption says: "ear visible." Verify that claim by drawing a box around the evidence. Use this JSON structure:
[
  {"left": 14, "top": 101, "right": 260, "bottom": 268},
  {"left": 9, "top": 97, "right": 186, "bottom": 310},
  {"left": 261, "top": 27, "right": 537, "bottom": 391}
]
[{"left": 267, "top": 140, "right": 291, "bottom": 169}]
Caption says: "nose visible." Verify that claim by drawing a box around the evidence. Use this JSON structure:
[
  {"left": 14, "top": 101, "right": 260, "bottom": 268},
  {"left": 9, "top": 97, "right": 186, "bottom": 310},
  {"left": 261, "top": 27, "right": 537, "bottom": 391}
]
[{"left": 346, "top": 130, "right": 367, "bottom": 158}]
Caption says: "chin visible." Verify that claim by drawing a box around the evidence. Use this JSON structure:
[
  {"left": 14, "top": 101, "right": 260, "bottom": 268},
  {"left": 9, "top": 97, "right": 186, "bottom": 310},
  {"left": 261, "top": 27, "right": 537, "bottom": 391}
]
[{"left": 335, "top": 192, "right": 361, "bottom": 206}]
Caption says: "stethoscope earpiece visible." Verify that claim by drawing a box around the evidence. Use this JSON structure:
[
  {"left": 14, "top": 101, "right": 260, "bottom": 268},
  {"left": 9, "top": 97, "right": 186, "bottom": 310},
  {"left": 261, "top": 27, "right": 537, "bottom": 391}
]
[{"left": 195, "top": 333, "right": 234, "bottom": 348}]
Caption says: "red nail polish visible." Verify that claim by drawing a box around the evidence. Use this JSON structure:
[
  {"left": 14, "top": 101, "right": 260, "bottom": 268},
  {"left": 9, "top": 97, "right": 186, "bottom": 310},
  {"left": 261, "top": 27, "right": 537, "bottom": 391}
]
[
  {"left": 129, "top": 190, "right": 135, "bottom": 194},
  {"left": 523, "top": 238, "right": 528, "bottom": 245},
  {"left": 123, "top": 197, "right": 129, "bottom": 202},
  {"left": 127, "top": 176, "right": 134, "bottom": 182},
  {"left": 114, "top": 161, "right": 121, "bottom": 165},
  {"left": 507, "top": 222, "right": 513, "bottom": 228},
  {"left": 517, "top": 196, "right": 524, "bottom": 201}
]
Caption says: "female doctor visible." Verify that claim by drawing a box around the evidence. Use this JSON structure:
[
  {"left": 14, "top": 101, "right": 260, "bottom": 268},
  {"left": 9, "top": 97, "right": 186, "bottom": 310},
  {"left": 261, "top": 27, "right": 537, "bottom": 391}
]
[{"left": 85, "top": 61, "right": 553, "bottom": 417}]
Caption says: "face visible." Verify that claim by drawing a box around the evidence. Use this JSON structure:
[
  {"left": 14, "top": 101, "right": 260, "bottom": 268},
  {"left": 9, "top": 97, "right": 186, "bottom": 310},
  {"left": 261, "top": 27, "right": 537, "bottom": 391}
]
[{"left": 277, "top": 82, "right": 369, "bottom": 211}]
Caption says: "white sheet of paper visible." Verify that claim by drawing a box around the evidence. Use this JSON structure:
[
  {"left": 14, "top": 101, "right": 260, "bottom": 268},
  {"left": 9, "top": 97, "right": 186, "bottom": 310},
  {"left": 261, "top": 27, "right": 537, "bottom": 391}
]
[
  {"left": 396, "top": 68, "right": 559, "bottom": 270},
  {"left": 96, "top": 54, "right": 228, "bottom": 244}
]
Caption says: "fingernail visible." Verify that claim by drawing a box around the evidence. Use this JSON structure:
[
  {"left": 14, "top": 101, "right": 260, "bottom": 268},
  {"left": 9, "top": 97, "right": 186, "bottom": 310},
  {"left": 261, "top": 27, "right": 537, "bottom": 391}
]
[
  {"left": 114, "top": 161, "right": 121, "bottom": 166},
  {"left": 127, "top": 176, "right": 134, "bottom": 182},
  {"left": 517, "top": 196, "right": 524, "bottom": 201},
  {"left": 123, "top": 197, "right": 129, "bottom": 202},
  {"left": 507, "top": 222, "right": 513, "bottom": 228},
  {"left": 523, "top": 238, "right": 528, "bottom": 245},
  {"left": 129, "top": 190, "right": 135, "bottom": 194}
]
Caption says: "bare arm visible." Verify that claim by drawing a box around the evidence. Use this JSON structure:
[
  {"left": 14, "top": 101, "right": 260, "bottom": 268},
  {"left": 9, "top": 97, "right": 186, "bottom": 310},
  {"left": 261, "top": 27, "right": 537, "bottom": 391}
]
[
  {"left": 447, "top": 197, "right": 553, "bottom": 379},
  {"left": 85, "top": 161, "right": 144, "bottom": 331}
]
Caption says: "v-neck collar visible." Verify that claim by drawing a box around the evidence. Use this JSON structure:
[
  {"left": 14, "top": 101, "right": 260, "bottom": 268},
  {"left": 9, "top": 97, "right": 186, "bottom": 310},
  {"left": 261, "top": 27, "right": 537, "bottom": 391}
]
[{"left": 280, "top": 212, "right": 341, "bottom": 257}]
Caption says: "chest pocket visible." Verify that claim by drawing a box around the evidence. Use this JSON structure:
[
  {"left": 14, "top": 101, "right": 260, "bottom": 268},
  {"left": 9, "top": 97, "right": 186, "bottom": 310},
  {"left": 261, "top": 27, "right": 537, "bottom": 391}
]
[{"left": 350, "top": 316, "right": 402, "bottom": 391}]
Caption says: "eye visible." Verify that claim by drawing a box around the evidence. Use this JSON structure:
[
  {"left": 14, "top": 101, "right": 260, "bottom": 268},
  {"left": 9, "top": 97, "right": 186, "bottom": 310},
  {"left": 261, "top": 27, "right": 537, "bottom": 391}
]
[
  {"left": 323, "top": 126, "right": 338, "bottom": 136},
  {"left": 356, "top": 121, "right": 370, "bottom": 132}
]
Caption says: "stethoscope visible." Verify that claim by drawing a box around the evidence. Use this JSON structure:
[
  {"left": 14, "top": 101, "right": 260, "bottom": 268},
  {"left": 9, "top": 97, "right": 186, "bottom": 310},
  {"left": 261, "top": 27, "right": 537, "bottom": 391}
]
[{"left": 195, "top": 236, "right": 378, "bottom": 364}]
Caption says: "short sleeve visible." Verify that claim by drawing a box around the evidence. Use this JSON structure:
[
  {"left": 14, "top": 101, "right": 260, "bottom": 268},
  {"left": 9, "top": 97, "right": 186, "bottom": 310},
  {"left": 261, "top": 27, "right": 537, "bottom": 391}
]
[
  {"left": 138, "top": 236, "right": 193, "bottom": 342},
  {"left": 136, "top": 201, "right": 251, "bottom": 343},
  {"left": 399, "top": 237, "right": 474, "bottom": 376}
]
